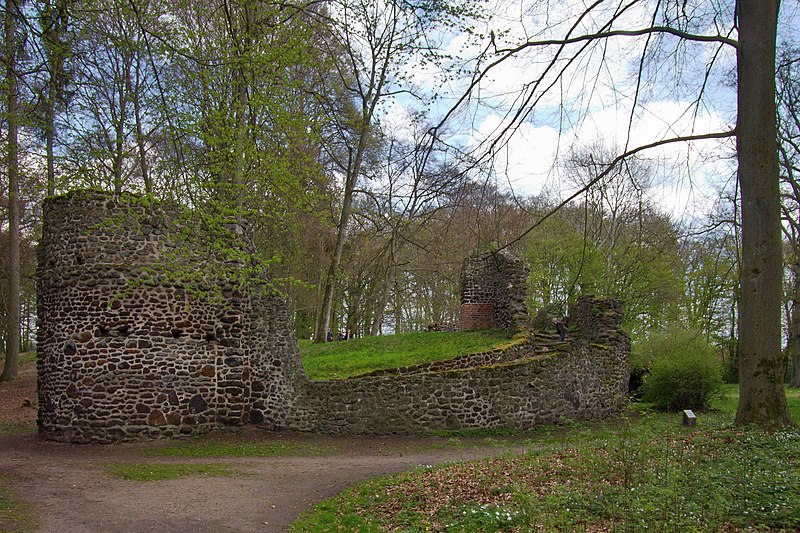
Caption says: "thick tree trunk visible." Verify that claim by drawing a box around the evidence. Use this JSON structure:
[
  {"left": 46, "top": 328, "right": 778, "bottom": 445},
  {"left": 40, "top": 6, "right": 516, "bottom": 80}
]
[
  {"left": 734, "top": 0, "right": 793, "bottom": 428},
  {"left": 1, "top": 0, "right": 20, "bottom": 382}
]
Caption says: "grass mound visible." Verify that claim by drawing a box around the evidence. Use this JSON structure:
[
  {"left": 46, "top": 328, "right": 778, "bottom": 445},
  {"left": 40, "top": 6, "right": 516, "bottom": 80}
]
[{"left": 299, "top": 330, "right": 515, "bottom": 380}]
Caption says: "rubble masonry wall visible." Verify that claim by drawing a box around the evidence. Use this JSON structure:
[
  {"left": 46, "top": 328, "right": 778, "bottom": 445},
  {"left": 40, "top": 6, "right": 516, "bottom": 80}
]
[{"left": 37, "top": 191, "right": 628, "bottom": 442}]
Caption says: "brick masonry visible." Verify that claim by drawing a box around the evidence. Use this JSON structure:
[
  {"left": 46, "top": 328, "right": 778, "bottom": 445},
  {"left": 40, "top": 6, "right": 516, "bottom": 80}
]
[
  {"left": 460, "top": 250, "right": 530, "bottom": 332},
  {"left": 37, "top": 190, "right": 629, "bottom": 443}
]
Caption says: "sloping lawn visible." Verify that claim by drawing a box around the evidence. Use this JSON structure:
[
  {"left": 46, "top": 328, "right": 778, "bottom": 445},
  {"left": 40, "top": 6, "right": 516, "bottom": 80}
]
[{"left": 299, "top": 330, "right": 515, "bottom": 380}]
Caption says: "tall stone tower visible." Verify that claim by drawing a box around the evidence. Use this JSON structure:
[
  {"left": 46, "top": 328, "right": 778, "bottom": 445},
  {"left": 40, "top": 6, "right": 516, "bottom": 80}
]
[{"left": 37, "top": 191, "right": 304, "bottom": 443}]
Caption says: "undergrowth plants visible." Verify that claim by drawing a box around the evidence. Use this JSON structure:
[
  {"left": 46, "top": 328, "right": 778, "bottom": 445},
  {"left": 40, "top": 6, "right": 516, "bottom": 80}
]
[{"left": 292, "top": 387, "right": 800, "bottom": 532}]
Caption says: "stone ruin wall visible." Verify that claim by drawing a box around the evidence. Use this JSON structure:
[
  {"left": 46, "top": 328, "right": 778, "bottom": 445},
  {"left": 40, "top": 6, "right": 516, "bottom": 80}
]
[
  {"left": 37, "top": 190, "right": 629, "bottom": 443},
  {"left": 291, "top": 296, "right": 629, "bottom": 434},
  {"left": 460, "top": 250, "right": 530, "bottom": 332},
  {"left": 37, "top": 191, "right": 305, "bottom": 442}
]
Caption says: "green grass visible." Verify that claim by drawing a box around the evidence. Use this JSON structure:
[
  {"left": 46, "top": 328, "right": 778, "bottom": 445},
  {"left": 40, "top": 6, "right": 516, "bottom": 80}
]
[
  {"left": 426, "top": 427, "right": 522, "bottom": 438},
  {"left": 0, "top": 474, "right": 34, "bottom": 532},
  {"left": 784, "top": 385, "right": 800, "bottom": 420},
  {"left": 711, "top": 383, "right": 800, "bottom": 421},
  {"left": 142, "top": 436, "right": 330, "bottom": 458},
  {"left": 17, "top": 352, "right": 36, "bottom": 368},
  {"left": 104, "top": 463, "right": 238, "bottom": 481},
  {"left": 300, "top": 330, "right": 515, "bottom": 380},
  {"left": 292, "top": 385, "right": 800, "bottom": 532},
  {"left": 0, "top": 420, "right": 36, "bottom": 436}
]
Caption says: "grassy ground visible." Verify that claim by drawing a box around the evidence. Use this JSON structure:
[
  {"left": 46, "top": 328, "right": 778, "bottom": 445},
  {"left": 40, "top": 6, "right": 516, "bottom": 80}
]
[
  {"left": 104, "top": 463, "right": 239, "bottom": 482},
  {"left": 141, "top": 435, "right": 331, "bottom": 458},
  {"left": 292, "top": 384, "right": 800, "bottom": 532},
  {"left": 0, "top": 474, "right": 34, "bottom": 533},
  {"left": 299, "top": 330, "right": 515, "bottom": 380}
]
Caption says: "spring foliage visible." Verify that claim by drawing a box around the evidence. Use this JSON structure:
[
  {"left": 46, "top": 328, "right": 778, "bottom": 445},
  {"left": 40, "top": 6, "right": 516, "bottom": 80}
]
[{"left": 637, "top": 328, "right": 723, "bottom": 411}]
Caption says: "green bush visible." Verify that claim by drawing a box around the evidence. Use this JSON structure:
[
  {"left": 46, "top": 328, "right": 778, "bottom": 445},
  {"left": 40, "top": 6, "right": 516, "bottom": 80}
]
[{"left": 639, "top": 328, "right": 723, "bottom": 411}]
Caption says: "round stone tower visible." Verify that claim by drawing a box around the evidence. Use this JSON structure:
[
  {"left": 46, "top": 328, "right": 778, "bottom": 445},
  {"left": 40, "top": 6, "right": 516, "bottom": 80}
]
[{"left": 37, "top": 191, "right": 256, "bottom": 442}]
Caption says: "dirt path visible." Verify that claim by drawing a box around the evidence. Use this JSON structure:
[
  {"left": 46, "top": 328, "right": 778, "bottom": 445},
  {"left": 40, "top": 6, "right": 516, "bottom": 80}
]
[
  {"left": 0, "top": 431, "right": 526, "bottom": 532},
  {"left": 0, "top": 359, "right": 531, "bottom": 532}
]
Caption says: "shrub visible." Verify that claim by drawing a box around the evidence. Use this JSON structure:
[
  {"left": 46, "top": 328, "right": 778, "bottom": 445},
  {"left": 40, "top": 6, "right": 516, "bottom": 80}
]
[{"left": 639, "top": 328, "right": 723, "bottom": 411}]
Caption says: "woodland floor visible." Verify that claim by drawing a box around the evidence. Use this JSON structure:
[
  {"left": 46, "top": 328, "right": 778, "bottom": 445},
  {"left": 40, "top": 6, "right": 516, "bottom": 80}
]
[{"left": 0, "top": 362, "right": 528, "bottom": 532}]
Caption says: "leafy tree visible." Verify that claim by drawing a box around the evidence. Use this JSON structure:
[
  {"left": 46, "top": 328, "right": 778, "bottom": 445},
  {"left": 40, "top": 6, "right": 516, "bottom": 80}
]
[
  {"left": 638, "top": 327, "right": 723, "bottom": 411},
  {"left": 680, "top": 234, "right": 739, "bottom": 344}
]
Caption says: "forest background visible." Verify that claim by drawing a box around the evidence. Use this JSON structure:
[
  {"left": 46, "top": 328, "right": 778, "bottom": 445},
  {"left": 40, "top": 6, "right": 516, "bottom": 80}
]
[{"left": 0, "top": 0, "right": 798, "bottom": 425}]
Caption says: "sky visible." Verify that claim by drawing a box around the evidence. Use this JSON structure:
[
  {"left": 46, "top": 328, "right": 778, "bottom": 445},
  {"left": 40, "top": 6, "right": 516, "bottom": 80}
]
[{"left": 382, "top": 0, "right": 800, "bottom": 223}]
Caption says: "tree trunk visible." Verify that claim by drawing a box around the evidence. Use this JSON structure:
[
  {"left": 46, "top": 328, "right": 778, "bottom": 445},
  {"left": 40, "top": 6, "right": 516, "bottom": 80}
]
[
  {"left": 314, "top": 122, "right": 370, "bottom": 343},
  {"left": 734, "top": 0, "right": 793, "bottom": 427},
  {"left": 789, "top": 259, "right": 800, "bottom": 387},
  {"left": 131, "top": 61, "right": 151, "bottom": 193},
  {"left": 370, "top": 237, "right": 398, "bottom": 336},
  {"left": 315, "top": 168, "right": 357, "bottom": 342},
  {"left": 46, "top": 102, "right": 56, "bottom": 196},
  {"left": 113, "top": 59, "right": 129, "bottom": 195},
  {"left": 790, "top": 292, "right": 800, "bottom": 387},
  {"left": 44, "top": 0, "right": 57, "bottom": 197},
  {"left": 42, "top": 0, "right": 67, "bottom": 197},
  {"left": 1, "top": 0, "right": 20, "bottom": 382}
]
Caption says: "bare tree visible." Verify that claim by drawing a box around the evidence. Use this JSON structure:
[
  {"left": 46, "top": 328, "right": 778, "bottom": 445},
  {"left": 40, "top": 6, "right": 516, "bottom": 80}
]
[
  {"left": 438, "top": 0, "right": 791, "bottom": 427},
  {"left": 777, "top": 44, "right": 800, "bottom": 387},
  {"left": 311, "top": 0, "right": 477, "bottom": 342}
]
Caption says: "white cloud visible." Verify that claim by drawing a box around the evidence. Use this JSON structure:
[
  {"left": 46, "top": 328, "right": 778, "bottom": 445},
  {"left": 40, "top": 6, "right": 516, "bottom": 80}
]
[
  {"left": 467, "top": 95, "right": 735, "bottom": 218},
  {"left": 474, "top": 114, "right": 562, "bottom": 196},
  {"left": 385, "top": 0, "right": 743, "bottom": 220}
]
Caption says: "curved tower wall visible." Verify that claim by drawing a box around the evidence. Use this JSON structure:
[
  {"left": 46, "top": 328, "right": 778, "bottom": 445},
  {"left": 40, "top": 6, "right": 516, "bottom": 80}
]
[{"left": 37, "top": 191, "right": 264, "bottom": 442}]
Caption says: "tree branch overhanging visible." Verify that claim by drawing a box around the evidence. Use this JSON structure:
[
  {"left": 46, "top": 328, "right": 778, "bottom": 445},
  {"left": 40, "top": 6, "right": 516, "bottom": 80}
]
[{"left": 498, "top": 129, "right": 737, "bottom": 252}]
